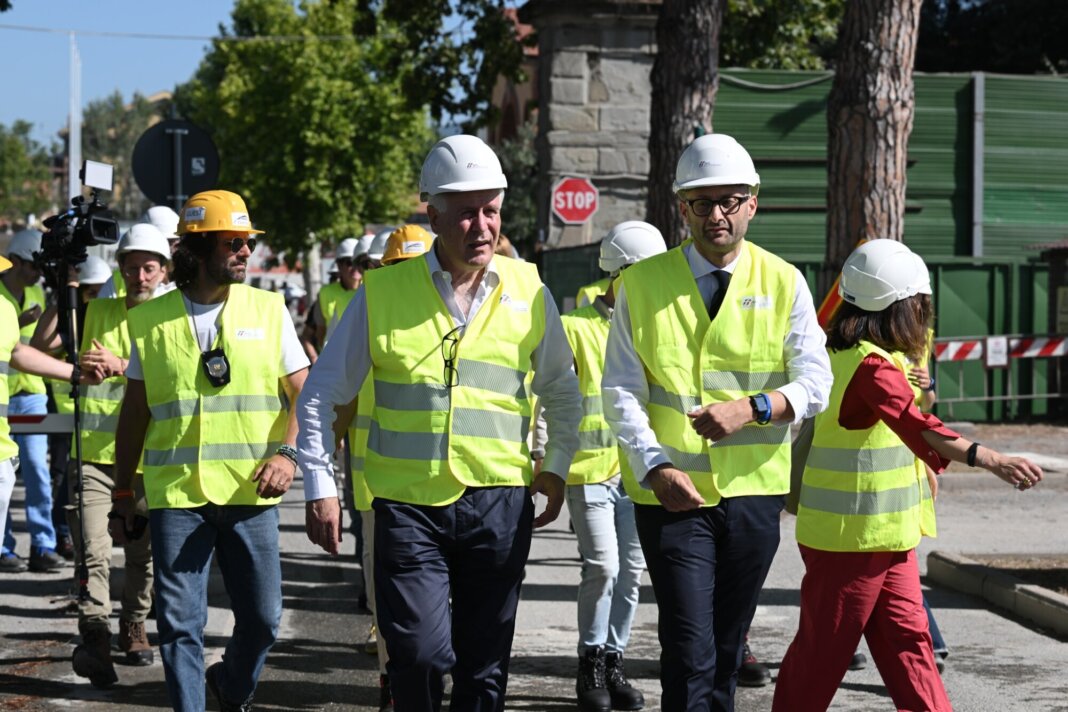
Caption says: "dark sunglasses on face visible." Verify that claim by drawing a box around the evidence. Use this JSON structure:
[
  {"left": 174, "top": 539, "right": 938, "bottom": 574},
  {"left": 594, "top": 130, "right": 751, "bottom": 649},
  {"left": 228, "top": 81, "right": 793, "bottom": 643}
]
[{"left": 226, "top": 237, "right": 257, "bottom": 254}]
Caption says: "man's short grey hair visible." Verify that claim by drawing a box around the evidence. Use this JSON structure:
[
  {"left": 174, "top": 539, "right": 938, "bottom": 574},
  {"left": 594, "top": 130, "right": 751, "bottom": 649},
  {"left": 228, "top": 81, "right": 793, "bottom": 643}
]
[{"left": 427, "top": 190, "right": 505, "bottom": 212}]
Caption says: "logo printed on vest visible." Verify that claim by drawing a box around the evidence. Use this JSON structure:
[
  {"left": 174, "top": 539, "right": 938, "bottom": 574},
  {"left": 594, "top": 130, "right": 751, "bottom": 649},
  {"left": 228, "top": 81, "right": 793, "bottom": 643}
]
[
  {"left": 234, "top": 328, "right": 264, "bottom": 340},
  {"left": 740, "top": 295, "right": 773, "bottom": 310}
]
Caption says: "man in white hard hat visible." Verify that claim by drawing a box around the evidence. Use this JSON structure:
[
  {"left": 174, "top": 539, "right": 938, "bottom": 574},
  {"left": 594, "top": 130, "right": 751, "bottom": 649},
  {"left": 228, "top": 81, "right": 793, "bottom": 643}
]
[
  {"left": 99, "top": 213, "right": 181, "bottom": 301},
  {"left": 60, "top": 222, "right": 172, "bottom": 688},
  {"left": 298, "top": 134, "right": 582, "bottom": 711},
  {"left": 602, "top": 133, "right": 833, "bottom": 711},
  {"left": 533, "top": 220, "right": 665, "bottom": 712},
  {"left": 0, "top": 229, "right": 67, "bottom": 574}
]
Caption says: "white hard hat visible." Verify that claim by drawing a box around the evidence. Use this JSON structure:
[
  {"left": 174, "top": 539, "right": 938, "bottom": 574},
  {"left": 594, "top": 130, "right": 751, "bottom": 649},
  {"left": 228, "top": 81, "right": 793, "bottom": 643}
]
[
  {"left": 599, "top": 221, "right": 667, "bottom": 274},
  {"left": 117, "top": 223, "right": 171, "bottom": 262},
  {"left": 140, "top": 205, "right": 180, "bottom": 239},
  {"left": 327, "top": 259, "right": 338, "bottom": 275},
  {"left": 839, "top": 239, "right": 932, "bottom": 312},
  {"left": 77, "top": 255, "right": 111, "bottom": 285},
  {"left": 336, "top": 238, "right": 360, "bottom": 260},
  {"left": 367, "top": 229, "right": 392, "bottom": 261},
  {"left": 674, "top": 134, "right": 760, "bottom": 194},
  {"left": 8, "top": 229, "right": 43, "bottom": 261},
  {"left": 419, "top": 135, "right": 508, "bottom": 201},
  {"left": 354, "top": 234, "right": 375, "bottom": 257}
]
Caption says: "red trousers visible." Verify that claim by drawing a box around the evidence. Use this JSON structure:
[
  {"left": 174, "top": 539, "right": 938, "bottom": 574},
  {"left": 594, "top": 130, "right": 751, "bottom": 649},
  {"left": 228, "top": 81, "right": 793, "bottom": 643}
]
[{"left": 772, "top": 545, "right": 951, "bottom": 712}]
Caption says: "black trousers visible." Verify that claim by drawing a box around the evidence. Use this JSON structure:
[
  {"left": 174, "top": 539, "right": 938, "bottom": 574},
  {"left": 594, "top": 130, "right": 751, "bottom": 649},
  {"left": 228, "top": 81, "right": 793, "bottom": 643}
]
[
  {"left": 374, "top": 487, "right": 534, "bottom": 712},
  {"left": 634, "top": 494, "right": 784, "bottom": 712}
]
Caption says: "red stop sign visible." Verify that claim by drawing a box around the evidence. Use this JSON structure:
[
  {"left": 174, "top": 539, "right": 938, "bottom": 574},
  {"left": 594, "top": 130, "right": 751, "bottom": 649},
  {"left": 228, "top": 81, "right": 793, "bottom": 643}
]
[{"left": 551, "top": 177, "right": 599, "bottom": 224}]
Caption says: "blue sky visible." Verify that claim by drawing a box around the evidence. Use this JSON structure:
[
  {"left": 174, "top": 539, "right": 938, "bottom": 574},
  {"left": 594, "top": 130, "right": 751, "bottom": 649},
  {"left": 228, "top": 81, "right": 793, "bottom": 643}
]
[{"left": 0, "top": 1, "right": 235, "bottom": 146}]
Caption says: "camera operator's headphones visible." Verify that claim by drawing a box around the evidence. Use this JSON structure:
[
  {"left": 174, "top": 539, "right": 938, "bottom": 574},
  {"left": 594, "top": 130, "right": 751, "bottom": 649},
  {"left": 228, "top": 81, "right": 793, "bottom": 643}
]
[{"left": 177, "top": 190, "right": 265, "bottom": 236}]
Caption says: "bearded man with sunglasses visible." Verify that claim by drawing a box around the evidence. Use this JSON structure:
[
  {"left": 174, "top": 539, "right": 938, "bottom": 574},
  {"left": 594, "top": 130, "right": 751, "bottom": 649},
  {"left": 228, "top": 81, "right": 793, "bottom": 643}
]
[
  {"left": 109, "top": 190, "right": 309, "bottom": 712},
  {"left": 298, "top": 135, "right": 582, "bottom": 711},
  {"left": 602, "top": 134, "right": 832, "bottom": 712}
]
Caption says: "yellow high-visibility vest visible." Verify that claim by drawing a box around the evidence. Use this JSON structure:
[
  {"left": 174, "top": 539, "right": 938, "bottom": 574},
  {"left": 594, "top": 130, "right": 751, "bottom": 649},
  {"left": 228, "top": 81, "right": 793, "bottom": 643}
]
[
  {"left": 347, "top": 376, "right": 374, "bottom": 511},
  {"left": 560, "top": 304, "right": 618, "bottom": 485},
  {"left": 619, "top": 239, "right": 795, "bottom": 506},
  {"left": 78, "top": 298, "right": 131, "bottom": 465},
  {"left": 111, "top": 268, "right": 127, "bottom": 298},
  {"left": 575, "top": 277, "right": 611, "bottom": 310},
  {"left": 796, "top": 341, "right": 936, "bottom": 552},
  {"left": 0, "top": 281, "right": 46, "bottom": 395},
  {"left": 128, "top": 285, "right": 288, "bottom": 509},
  {"left": 0, "top": 299, "right": 19, "bottom": 460},
  {"left": 363, "top": 255, "right": 545, "bottom": 506},
  {"left": 319, "top": 283, "right": 357, "bottom": 343}
]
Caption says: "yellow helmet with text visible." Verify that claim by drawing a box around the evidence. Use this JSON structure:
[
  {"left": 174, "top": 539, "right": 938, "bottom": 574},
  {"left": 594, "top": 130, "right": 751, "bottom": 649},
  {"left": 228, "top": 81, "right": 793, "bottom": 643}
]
[
  {"left": 382, "top": 224, "right": 434, "bottom": 265},
  {"left": 176, "top": 190, "right": 265, "bottom": 236}
]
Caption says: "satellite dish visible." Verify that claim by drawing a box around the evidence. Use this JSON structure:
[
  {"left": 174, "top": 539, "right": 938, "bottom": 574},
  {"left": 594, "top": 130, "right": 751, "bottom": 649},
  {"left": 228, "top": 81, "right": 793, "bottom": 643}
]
[{"left": 132, "top": 119, "right": 220, "bottom": 209}]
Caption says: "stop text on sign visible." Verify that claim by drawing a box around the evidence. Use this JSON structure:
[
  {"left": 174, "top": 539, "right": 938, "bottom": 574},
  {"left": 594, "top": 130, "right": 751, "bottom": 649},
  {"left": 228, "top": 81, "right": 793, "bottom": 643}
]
[{"left": 551, "top": 177, "right": 599, "bottom": 224}]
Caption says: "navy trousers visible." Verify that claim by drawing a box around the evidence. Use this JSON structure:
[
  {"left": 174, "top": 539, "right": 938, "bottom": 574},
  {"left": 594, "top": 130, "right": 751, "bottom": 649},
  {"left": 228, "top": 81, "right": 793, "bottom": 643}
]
[
  {"left": 634, "top": 494, "right": 784, "bottom": 712},
  {"left": 374, "top": 486, "right": 534, "bottom": 712}
]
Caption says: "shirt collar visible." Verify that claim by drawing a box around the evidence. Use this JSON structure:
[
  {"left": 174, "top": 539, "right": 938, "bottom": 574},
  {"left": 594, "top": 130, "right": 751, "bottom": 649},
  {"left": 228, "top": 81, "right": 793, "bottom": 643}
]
[
  {"left": 425, "top": 244, "right": 500, "bottom": 287},
  {"left": 684, "top": 241, "right": 740, "bottom": 279}
]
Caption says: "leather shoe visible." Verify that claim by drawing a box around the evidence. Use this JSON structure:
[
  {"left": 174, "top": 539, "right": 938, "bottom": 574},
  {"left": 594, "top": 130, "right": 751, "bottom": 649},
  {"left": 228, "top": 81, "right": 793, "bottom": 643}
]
[
  {"left": 737, "top": 642, "right": 771, "bottom": 687},
  {"left": 29, "top": 547, "right": 65, "bottom": 573},
  {"left": 848, "top": 652, "right": 867, "bottom": 670},
  {"left": 0, "top": 553, "right": 27, "bottom": 573}
]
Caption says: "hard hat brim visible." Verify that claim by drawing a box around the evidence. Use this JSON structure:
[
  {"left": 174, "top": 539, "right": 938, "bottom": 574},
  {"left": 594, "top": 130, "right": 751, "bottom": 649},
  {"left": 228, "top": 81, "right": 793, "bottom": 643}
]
[
  {"left": 0, "top": 255, "right": 12, "bottom": 273},
  {"left": 674, "top": 173, "right": 761, "bottom": 193}
]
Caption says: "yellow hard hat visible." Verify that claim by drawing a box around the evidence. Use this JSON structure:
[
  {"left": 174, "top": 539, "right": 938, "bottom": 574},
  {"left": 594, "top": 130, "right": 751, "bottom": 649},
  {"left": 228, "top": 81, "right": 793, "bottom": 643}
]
[
  {"left": 0, "top": 254, "right": 11, "bottom": 273},
  {"left": 177, "top": 190, "right": 265, "bottom": 236},
  {"left": 382, "top": 224, "right": 434, "bottom": 265}
]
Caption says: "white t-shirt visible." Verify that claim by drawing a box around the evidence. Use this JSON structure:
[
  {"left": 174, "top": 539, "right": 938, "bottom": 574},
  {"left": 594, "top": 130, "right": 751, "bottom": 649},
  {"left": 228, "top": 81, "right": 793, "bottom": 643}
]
[{"left": 126, "top": 294, "right": 309, "bottom": 380}]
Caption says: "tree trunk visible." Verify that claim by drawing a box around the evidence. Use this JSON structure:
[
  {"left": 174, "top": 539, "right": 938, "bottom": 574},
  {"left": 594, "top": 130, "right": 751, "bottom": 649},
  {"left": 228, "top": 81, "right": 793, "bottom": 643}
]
[
  {"left": 646, "top": 0, "right": 725, "bottom": 247},
  {"left": 825, "top": 0, "right": 923, "bottom": 274}
]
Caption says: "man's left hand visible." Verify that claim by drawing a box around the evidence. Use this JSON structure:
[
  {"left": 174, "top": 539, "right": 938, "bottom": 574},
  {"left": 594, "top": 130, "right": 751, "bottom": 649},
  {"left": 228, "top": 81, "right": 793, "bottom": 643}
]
[
  {"left": 530, "top": 470, "right": 565, "bottom": 528},
  {"left": 253, "top": 454, "right": 296, "bottom": 498},
  {"left": 687, "top": 399, "right": 752, "bottom": 441}
]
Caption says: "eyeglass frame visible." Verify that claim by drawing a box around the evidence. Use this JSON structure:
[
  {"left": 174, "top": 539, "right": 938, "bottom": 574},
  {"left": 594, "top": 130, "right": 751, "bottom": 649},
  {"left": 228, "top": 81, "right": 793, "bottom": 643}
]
[
  {"left": 682, "top": 194, "right": 752, "bottom": 218},
  {"left": 224, "top": 236, "right": 257, "bottom": 254},
  {"left": 441, "top": 325, "right": 463, "bottom": 388}
]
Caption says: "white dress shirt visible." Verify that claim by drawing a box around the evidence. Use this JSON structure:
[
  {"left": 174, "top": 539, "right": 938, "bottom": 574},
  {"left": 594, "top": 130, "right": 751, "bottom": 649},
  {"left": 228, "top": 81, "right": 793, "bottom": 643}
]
[
  {"left": 602, "top": 241, "right": 832, "bottom": 485},
  {"left": 296, "top": 249, "right": 582, "bottom": 501}
]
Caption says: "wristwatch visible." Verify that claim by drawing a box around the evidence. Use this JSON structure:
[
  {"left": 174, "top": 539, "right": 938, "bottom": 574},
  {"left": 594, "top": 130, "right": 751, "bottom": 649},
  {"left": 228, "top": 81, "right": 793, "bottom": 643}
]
[{"left": 748, "top": 393, "right": 772, "bottom": 425}]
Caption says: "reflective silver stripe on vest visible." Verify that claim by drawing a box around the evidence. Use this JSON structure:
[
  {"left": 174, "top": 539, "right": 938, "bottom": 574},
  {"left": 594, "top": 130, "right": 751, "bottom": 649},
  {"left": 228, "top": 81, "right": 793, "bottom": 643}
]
[
  {"left": 0, "top": 404, "right": 7, "bottom": 418},
  {"left": 351, "top": 456, "right": 365, "bottom": 470},
  {"left": 374, "top": 380, "right": 450, "bottom": 411},
  {"left": 85, "top": 380, "right": 125, "bottom": 402},
  {"left": 701, "top": 370, "right": 789, "bottom": 393},
  {"left": 82, "top": 413, "right": 119, "bottom": 432},
  {"left": 367, "top": 421, "right": 448, "bottom": 461},
  {"left": 648, "top": 384, "right": 700, "bottom": 414},
  {"left": 577, "top": 428, "right": 615, "bottom": 451},
  {"left": 713, "top": 424, "right": 790, "bottom": 448},
  {"left": 799, "top": 482, "right": 924, "bottom": 516},
  {"left": 150, "top": 395, "right": 284, "bottom": 421},
  {"left": 661, "top": 443, "right": 711, "bottom": 473},
  {"left": 806, "top": 445, "right": 915, "bottom": 473},
  {"left": 451, "top": 407, "right": 530, "bottom": 443},
  {"left": 457, "top": 360, "right": 527, "bottom": 400},
  {"left": 582, "top": 395, "right": 603, "bottom": 416},
  {"left": 19, "top": 335, "right": 31, "bottom": 345},
  {"left": 144, "top": 441, "right": 281, "bottom": 467},
  {"left": 354, "top": 414, "right": 372, "bottom": 430},
  {"left": 0, "top": 361, "right": 8, "bottom": 375}
]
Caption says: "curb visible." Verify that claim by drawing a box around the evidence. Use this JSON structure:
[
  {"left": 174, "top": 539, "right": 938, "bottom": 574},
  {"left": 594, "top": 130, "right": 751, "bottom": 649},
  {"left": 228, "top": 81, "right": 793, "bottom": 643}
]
[{"left": 927, "top": 550, "right": 1068, "bottom": 637}]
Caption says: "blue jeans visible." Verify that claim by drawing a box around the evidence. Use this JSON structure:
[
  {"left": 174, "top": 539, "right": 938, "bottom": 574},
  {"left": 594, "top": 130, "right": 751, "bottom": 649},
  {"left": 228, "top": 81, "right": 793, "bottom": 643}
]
[
  {"left": 150, "top": 504, "right": 282, "bottom": 712},
  {"left": 3, "top": 393, "right": 55, "bottom": 554},
  {"left": 567, "top": 479, "right": 645, "bottom": 655}
]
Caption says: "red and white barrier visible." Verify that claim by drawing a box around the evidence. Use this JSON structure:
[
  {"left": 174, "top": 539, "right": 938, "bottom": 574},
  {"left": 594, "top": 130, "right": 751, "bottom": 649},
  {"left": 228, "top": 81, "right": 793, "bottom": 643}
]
[
  {"left": 934, "top": 336, "right": 1067, "bottom": 362},
  {"left": 8, "top": 414, "right": 75, "bottom": 435}
]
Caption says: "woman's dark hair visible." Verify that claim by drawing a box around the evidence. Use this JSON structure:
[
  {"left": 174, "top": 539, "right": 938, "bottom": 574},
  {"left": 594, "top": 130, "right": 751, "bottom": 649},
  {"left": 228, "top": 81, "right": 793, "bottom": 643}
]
[
  {"left": 826, "top": 293, "right": 933, "bottom": 363},
  {"left": 171, "top": 234, "right": 218, "bottom": 289}
]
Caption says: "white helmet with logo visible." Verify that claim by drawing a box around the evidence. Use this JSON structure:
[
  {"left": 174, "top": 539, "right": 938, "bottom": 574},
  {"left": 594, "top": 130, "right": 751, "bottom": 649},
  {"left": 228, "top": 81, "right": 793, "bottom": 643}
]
[
  {"left": 336, "top": 238, "right": 360, "bottom": 261},
  {"left": 77, "top": 255, "right": 112, "bottom": 285},
  {"left": 419, "top": 135, "right": 508, "bottom": 201},
  {"left": 839, "top": 239, "right": 932, "bottom": 312},
  {"left": 140, "top": 205, "right": 180, "bottom": 239},
  {"left": 599, "top": 221, "right": 667, "bottom": 274},
  {"left": 8, "top": 228, "right": 43, "bottom": 261},
  {"left": 117, "top": 223, "right": 171, "bottom": 262},
  {"left": 674, "top": 134, "right": 760, "bottom": 194}
]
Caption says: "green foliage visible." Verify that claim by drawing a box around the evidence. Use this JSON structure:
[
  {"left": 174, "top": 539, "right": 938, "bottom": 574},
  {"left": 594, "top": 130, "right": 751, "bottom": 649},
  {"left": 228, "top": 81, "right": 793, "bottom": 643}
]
[
  {"left": 81, "top": 90, "right": 164, "bottom": 219},
  {"left": 175, "top": 0, "right": 434, "bottom": 259},
  {"left": 0, "top": 120, "right": 51, "bottom": 225},
  {"left": 497, "top": 119, "right": 537, "bottom": 253},
  {"left": 721, "top": 0, "right": 844, "bottom": 70}
]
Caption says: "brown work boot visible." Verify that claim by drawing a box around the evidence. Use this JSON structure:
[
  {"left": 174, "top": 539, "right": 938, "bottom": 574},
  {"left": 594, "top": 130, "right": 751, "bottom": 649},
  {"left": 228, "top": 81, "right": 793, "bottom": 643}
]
[
  {"left": 118, "top": 618, "right": 154, "bottom": 666},
  {"left": 72, "top": 627, "right": 118, "bottom": 688}
]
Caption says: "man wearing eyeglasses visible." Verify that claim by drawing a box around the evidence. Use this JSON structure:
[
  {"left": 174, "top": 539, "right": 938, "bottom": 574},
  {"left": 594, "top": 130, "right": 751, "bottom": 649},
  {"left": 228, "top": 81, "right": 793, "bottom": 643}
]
[
  {"left": 108, "top": 190, "right": 310, "bottom": 712},
  {"left": 298, "top": 135, "right": 582, "bottom": 711},
  {"left": 602, "top": 134, "right": 832, "bottom": 712}
]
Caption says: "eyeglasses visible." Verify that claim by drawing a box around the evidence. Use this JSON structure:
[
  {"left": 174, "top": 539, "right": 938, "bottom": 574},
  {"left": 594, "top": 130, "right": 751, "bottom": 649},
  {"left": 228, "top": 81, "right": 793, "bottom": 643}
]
[
  {"left": 441, "top": 325, "right": 463, "bottom": 388},
  {"left": 684, "top": 195, "right": 751, "bottom": 218},
  {"left": 121, "top": 263, "right": 162, "bottom": 279},
  {"left": 225, "top": 237, "right": 257, "bottom": 254}
]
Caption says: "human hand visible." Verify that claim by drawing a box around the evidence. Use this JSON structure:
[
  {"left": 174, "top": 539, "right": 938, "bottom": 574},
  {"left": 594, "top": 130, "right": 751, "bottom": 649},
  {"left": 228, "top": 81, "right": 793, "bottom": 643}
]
[
  {"left": 81, "top": 339, "right": 124, "bottom": 378},
  {"left": 107, "top": 497, "right": 137, "bottom": 545},
  {"left": 983, "top": 450, "right": 1043, "bottom": 491},
  {"left": 305, "top": 497, "right": 342, "bottom": 555},
  {"left": 252, "top": 454, "right": 296, "bottom": 498},
  {"left": 908, "top": 366, "right": 933, "bottom": 391},
  {"left": 687, "top": 399, "right": 751, "bottom": 441},
  {"left": 18, "top": 304, "right": 42, "bottom": 328},
  {"left": 530, "top": 470, "right": 564, "bottom": 528},
  {"left": 647, "top": 465, "right": 705, "bottom": 512}
]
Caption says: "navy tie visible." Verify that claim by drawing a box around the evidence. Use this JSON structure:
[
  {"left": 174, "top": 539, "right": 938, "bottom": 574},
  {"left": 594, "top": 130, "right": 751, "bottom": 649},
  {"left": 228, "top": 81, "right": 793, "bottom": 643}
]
[{"left": 708, "top": 269, "right": 731, "bottom": 321}]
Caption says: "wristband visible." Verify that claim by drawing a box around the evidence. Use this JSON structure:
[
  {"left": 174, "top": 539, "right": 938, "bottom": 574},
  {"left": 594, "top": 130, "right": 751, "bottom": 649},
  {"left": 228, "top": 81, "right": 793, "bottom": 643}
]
[
  {"left": 966, "top": 442, "right": 980, "bottom": 468},
  {"left": 748, "top": 393, "right": 773, "bottom": 425},
  {"left": 276, "top": 444, "right": 299, "bottom": 467},
  {"left": 924, "top": 374, "right": 937, "bottom": 393},
  {"left": 70, "top": 364, "right": 82, "bottom": 386},
  {"left": 111, "top": 489, "right": 135, "bottom": 501}
]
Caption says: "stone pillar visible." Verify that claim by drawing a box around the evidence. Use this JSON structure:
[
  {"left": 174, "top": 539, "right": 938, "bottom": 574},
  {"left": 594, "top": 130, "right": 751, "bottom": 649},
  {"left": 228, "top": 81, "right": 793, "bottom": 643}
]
[{"left": 519, "top": 0, "right": 659, "bottom": 249}]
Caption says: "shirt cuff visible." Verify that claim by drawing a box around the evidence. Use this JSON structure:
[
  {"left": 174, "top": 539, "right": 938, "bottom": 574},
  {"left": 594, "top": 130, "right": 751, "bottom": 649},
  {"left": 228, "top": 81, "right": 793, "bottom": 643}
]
[
  {"left": 633, "top": 450, "right": 673, "bottom": 489},
  {"left": 775, "top": 383, "right": 808, "bottom": 425},
  {"left": 540, "top": 450, "right": 571, "bottom": 481},
  {"left": 301, "top": 466, "right": 339, "bottom": 501}
]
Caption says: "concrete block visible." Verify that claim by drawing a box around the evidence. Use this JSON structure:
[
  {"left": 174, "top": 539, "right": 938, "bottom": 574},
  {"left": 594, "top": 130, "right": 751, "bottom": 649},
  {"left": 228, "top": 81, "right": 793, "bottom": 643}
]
[
  {"left": 624, "top": 148, "right": 650, "bottom": 175},
  {"left": 550, "top": 106, "right": 598, "bottom": 132},
  {"left": 552, "top": 147, "right": 598, "bottom": 174},
  {"left": 1015, "top": 585, "right": 1068, "bottom": 636},
  {"left": 600, "top": 106, "right": 650, "bottom": 133},
  {"left": 548, "top": 130, "right": 648, "bottom": 149},
  {"left": 551, "top": 77, "right": 587, "bottom": 105},
  {"left": 551, "top": 51, "right": 587, "bottom": 79},
  {"left": 598, "top": 149, "right": 628, "bottom": 174},
  {"left": 981, "top": 569, "right": 1021, "bottom": 613},
  {"left": 600, "top": 57, "right": 653, "bottom": 101},
  {"left": 926, "top": 551, "right": 984, "bottom": 597}
]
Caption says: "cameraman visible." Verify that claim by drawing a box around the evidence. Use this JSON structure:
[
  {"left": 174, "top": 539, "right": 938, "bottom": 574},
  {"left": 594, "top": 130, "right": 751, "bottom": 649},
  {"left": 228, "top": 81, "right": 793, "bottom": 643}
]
[{"left": 0, "top": 230, "right": 65, "bottom": 574}]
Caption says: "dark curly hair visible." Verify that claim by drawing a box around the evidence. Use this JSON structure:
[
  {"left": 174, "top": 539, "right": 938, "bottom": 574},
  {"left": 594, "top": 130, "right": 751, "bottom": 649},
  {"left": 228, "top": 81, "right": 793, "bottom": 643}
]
[
  {"left": 826, "top": 293, "right": 933, "bottom": 363},
  {"left": 171, "top": 234, "right": 218, "bottom": 289}
]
